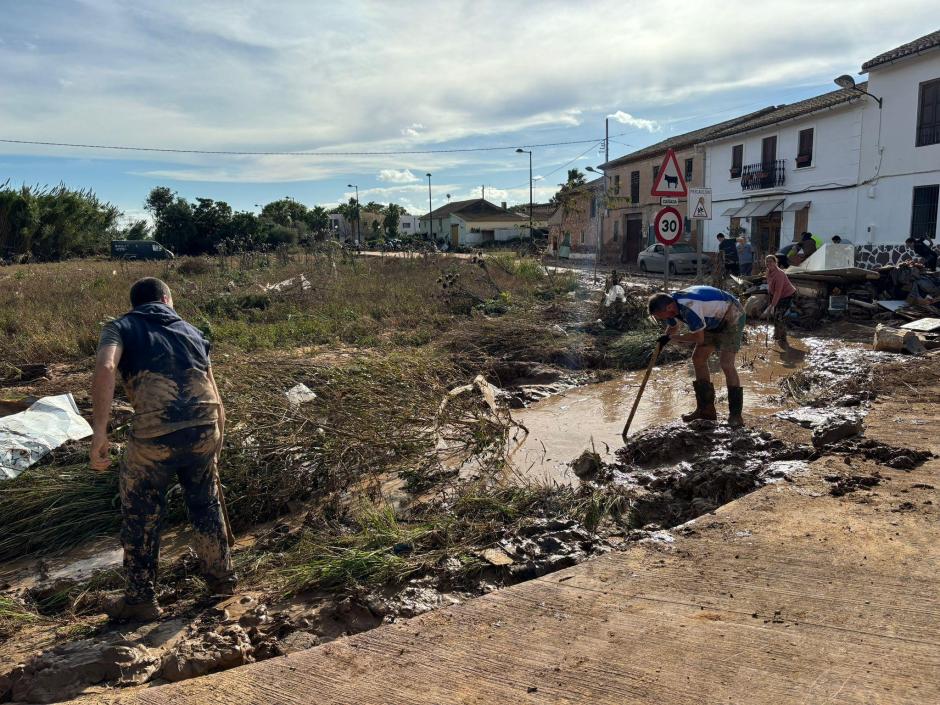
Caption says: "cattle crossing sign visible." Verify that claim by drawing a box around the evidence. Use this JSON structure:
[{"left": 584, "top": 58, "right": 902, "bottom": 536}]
[{"left": 650, "top": 148, "right": 688, "bottom": 198}]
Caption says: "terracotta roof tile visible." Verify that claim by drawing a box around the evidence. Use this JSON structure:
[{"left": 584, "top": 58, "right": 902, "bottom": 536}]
[{"left": 862, "top": 29, "right": 940, "bottom": 71}]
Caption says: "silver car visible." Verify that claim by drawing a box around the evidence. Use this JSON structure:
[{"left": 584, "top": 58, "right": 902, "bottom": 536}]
[{"left": 637, "top": 243, "right": 709, "bottom": 274}]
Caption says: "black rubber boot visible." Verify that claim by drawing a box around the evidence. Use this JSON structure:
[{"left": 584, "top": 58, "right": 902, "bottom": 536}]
[
  {"left": 104, "top": 595, "right": 162, "bottom": 622},
  {"left": 727, "top": 385, "right": 744, "bottom": 428},
  {"left": 682, "top": 381, "right": 717, "bottom": 422}
]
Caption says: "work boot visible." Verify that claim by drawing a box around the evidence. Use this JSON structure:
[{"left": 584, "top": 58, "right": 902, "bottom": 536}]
[
  {"left": 682, "top": 381, "right": 717, "bottom": 422},
  {"left": 103, "top": 595, "right": 162, "bottom": 623},
  {"left": 206, "top": 575, "right": 238, "bottom": 597},
  {"left": 727, "top": 386, "right": 744, "bottom": 428}
]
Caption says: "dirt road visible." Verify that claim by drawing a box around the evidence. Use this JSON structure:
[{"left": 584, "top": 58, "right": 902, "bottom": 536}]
[{"left": 91, "top": 372, "right": 939, "bottom": 704}]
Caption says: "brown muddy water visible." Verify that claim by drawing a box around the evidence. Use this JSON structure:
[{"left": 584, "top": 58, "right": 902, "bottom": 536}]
[{"left": 508, "top": 325, "right": 868, "bottom": 483}]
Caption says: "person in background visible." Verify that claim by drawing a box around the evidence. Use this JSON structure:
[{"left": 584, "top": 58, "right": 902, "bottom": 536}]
[
  {"left": 737, "top": 236, "right": 754, "bottom": 276},
  {"left": 905, "top": 236, "right": 938, "bottom": 271},
  {"left": 764, "top": 254, "right": 797, "bottom": 349},
  {"left": 716, "top": 232, "right": 739, "bottom": 276}
]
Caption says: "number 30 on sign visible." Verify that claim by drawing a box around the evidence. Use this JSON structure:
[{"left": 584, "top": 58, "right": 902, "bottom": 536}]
[{"left": 654, "top": 206, "right": 683, "bottom": 246}]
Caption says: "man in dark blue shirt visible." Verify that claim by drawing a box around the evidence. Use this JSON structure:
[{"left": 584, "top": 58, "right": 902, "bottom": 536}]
[
  {"left": 91, "top": 277, "right": 235, "bottom": 621},
  {"left": 716, "top": 233, "right": 739, "bottom": 276}
]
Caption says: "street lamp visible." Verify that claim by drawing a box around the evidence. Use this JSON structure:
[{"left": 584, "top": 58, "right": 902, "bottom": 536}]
[
  {"left": 426, "top": 173, "right": 432, "bottom": 242},
  {"left": 834, "top": 74, "right": 883, "bottom": 108},
  {"left": 347, "top": 184, "right": 359, "bottom": 244},
  {"left": 516, "top": 148, "right": 533, "bottom": 241}
]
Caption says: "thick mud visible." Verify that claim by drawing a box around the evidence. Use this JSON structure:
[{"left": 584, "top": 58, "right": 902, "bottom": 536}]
[{"left": 510, "top": 328, "right": 850, "bottom": 482}]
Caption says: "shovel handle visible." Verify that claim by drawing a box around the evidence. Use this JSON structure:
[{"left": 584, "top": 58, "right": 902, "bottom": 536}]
[{"left": 621, "top": 342, "right": 662, "bottom": 441}]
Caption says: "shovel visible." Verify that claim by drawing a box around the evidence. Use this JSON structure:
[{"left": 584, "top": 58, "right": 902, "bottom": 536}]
[{"left": 621, "top": 342, "right": 663, "bottom": 441}]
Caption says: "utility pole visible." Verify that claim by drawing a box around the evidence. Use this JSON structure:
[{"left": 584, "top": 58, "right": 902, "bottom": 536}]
[
  {"left": 482, "top": 185, "right": 485, "bottom": 200},
  {"left": 516, "top": 148, "right": 533, "bottom": 241},
  {"left": 426, "top": 173, "right": 432, "bottom": 242}
]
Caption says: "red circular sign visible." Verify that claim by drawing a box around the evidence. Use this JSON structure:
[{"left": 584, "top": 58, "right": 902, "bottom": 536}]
[{"left": 654, "top": 206, "right": 683, "bottom": 246}]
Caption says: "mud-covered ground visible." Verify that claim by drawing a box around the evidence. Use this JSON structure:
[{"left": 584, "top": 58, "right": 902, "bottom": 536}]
[{"left": 1, "top": 258, "right": 935, "bottom": 704}]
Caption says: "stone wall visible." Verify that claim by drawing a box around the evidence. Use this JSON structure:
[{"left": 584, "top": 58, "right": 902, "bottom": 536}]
[{"left": 854, "top": 244, "right": 913, "bottom": 269}]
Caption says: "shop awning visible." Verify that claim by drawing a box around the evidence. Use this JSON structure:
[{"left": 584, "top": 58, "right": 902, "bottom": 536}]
[
  {"left": 737, "top": 199, "right": 784, "bottom": 218},
  {"left": 784, "top": 200, "right": 811, "bottom": 212},
  {"left": 720, "top": 206, "right": 743, "bottom": 217}
]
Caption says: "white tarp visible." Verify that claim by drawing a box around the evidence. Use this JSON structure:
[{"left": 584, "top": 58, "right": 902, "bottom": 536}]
[{"left": 0, "top": 394, "right": 92, "bottom": 480}]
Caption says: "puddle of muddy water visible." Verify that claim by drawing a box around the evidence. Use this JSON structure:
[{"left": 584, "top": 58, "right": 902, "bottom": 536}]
[{"left": 509, "top": 327, "right": 869, "bottom": 484}]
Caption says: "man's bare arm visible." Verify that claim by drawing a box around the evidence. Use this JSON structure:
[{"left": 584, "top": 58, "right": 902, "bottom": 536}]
[{"left": 90, "top": 344, "right": 122, "bottom": 470}]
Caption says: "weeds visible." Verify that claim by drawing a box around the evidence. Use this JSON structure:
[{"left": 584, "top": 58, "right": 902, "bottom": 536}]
[{"left": 0, "top": 596, "right": 45, "bottom": 637}]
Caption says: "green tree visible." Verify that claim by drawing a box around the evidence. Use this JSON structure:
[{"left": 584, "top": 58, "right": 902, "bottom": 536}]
[
  {"left": 550, "top": 168, "right": 588, "bottom": 216},
  {"left": 122, "top": 219, "right": 151, "bottom": 240},
  {"left": 145, "top": 186, "right": 174, "bottom": 222},
  {"left": 154, "top": 198, "right": 197, "bottom": 255},
  {"left": 304, "top": 206, "right": 330, "bottom": 241},
  {"left": 383, "top": 204, "right": 405, "bottom": 238}
]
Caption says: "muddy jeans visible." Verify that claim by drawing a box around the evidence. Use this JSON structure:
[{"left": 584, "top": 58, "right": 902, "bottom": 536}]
[
  {"left": 120, "top": 424, "right": 233, "bottom": 602},
  {"left": 773, "top": 296, "right": 794, "bottom": 343}
]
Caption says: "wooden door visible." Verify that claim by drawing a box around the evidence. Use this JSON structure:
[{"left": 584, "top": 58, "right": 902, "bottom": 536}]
[
  {"left": 623, "top": 216, "right": 643, "bottom": 264},
  {"left": 761, "top": 136, "right": 777, "bottom": 167},
  {"left": 450, "top": 223, "right": 459, "bottom": 249}
]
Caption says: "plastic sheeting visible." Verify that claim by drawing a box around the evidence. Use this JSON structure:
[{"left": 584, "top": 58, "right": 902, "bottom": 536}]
[{"left": 0, "top": 394, "right": 92, "bottom": 480}]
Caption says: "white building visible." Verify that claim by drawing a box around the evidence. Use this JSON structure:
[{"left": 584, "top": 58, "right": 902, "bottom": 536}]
[
  {"left": 398, "top": 214, "right": 420, "bottom": 237},
  {"left": 419, "top": 199, "right": 527, "bottom": 247},
  {"left": 855, "top": 29, "right": 940, "bottom": 267},
  {"left": 700, "top": 87, "right": 868, "bottom": 261}
]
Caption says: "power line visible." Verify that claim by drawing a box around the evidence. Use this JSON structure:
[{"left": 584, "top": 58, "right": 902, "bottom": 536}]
[
  {"left": 0, "top": 135, "right": 626, "bottom": 157},
  {"left": 492, "top": 140, "right": 603, "bottom": 193}
]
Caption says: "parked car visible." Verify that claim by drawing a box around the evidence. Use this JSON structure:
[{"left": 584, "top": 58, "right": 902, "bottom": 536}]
[
  {"left": 110, "top": 240, "right": 174, "bottom": 261},
  {"left": 637, "top": 243, "right": 709, "bottom": 274}
]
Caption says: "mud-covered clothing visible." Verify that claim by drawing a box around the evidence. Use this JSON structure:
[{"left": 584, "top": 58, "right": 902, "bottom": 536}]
[
  {"left": 98, "top": 303, "right": 220, "bottom": 439},
  {"left": 910, "top": 238, "right": 938, "bottom": 270},
  {"left": 121, "top": 424, "right": 232, "bottom": 602},
  {"left": 772, "top": 296, "right": 794, "bottom": 343},
  {"left": 797, "top": 238, "right": 817, "bottom": 260}
]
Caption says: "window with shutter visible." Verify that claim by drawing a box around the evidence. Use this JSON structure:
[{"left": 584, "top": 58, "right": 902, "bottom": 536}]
[
  {"left": 731, "top": 145, "right": 743, "bottom": 178},
  {"left": 797, "top": 128, "right": 814, "bottom": 168},
  {"left": 685, "top": 158, "right": 693, "bottom": 181},
  {"left": 614, "top": 174, "right": 621, "bottom": 195},
  {"left": 630, "top": 171, "right": 640, "bottom": 204},
  {"left": 917, "top": 78, "right": 940, "bottom": 147}
]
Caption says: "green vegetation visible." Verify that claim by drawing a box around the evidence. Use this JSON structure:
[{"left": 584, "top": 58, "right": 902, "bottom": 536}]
[{"left": 0, "top": 182, "right": 120, "bottom": 262}]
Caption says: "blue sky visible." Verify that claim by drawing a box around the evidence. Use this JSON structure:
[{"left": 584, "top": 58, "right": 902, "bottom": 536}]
[{"left": 0, "top": 0, "right": 937, "bottom": 221}]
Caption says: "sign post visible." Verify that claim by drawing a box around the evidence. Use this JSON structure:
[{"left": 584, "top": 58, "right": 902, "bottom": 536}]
[
  {"left": 654, "top": 206, "right": 684, "bottom": 288},
  {"left": 688, "top": 187, "right": 712, "bottom": 281},
  {"left": 651, "top": 149, "right": 688, "bottom": 288}
]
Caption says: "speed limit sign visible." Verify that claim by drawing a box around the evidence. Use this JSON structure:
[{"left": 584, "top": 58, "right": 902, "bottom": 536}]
[{"left": 654, "top": 206, "right": 683, "bottom": 246}]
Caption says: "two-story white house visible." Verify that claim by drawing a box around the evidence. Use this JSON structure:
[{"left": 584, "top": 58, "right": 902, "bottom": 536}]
[
  {"left": 855, "top": 29, "right": 940, "bottom": 267},
  {"left": 700, "top": 87, "right": 868, "bottom": 261}
]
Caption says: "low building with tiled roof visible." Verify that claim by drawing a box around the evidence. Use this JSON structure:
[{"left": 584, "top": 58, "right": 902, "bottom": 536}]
[{"left": 419, "top": 198, "right": 527, "bottom": 247}]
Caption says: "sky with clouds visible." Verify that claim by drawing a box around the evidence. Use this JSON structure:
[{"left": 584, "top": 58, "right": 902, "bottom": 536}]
[{"left": 0, "top": 0, "right": 937, "bottom": 219}]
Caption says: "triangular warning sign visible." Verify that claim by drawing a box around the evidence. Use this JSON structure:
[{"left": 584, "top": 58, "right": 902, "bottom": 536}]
[
  {"left": 693, "top": 197, "right": 709, "bottom": 218},
  {"left": 650, "top": 148, "right": 688, "bottom": 197}
]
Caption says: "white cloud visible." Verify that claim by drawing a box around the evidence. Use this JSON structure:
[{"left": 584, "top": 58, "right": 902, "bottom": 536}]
[
  {"left": 607, "top": 111, "right": 659, "bottom": 132},
  {"left": 400, "top": 123, "right": 424, "bottom": 137},
  {"left": 377, "top": 168, "right": 419, "bottom": 183}
]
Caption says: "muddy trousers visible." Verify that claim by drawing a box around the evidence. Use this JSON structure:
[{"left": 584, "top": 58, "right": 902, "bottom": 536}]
[
  {"left": 772, "top": 296, "right": 793, "bottom": 344},
  {"left": 120, "top": 425, "right": 233, "bottom": 603}
]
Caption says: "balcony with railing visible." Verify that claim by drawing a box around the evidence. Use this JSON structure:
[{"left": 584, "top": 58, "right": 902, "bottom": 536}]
[{"left": 740, "top": 160, "right": 786, "bottom": 191}]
